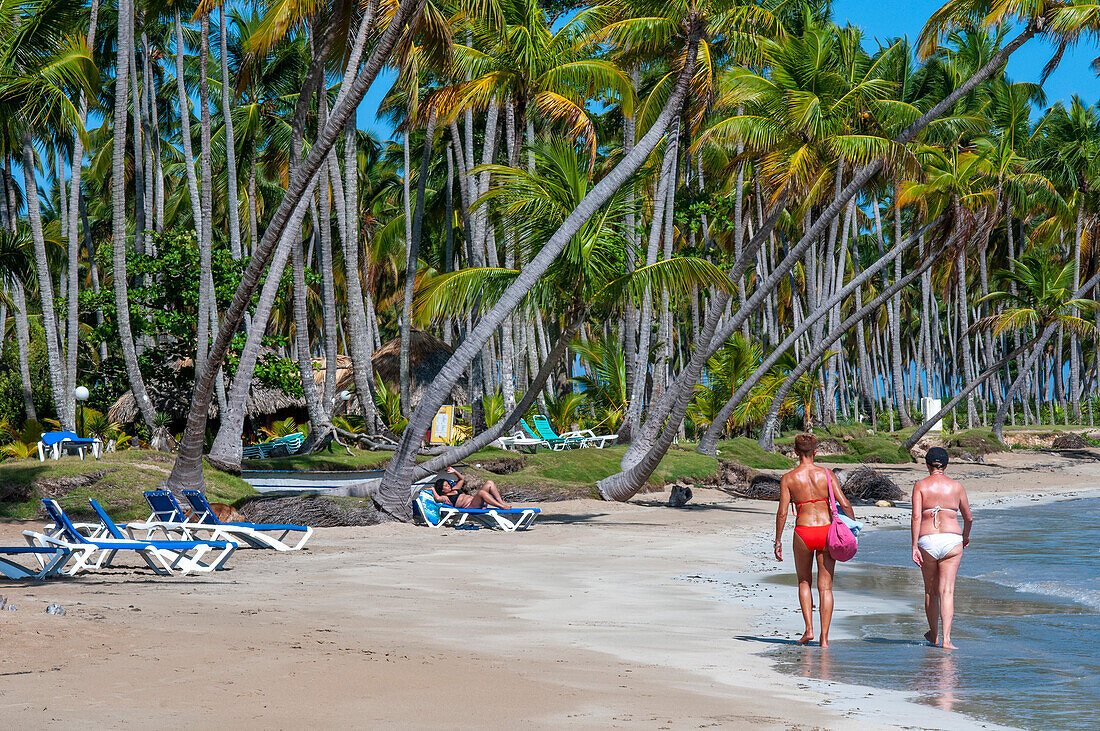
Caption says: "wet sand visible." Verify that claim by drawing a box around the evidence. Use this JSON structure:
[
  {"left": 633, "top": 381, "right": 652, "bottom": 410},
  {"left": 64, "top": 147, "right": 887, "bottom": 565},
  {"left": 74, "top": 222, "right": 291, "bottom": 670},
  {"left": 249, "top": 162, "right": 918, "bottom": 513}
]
[{"left": 1, "top": 448, "right": 1094, "bottom": 728}]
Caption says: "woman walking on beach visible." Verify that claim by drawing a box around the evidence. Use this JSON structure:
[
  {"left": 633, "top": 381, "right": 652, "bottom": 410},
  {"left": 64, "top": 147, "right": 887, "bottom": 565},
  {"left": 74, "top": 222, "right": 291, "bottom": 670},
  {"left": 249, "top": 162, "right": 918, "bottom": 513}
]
[
  {"left": 774, "top": 433, "right": 855, "bottom": 647},
  {"left": 912, "top": 447, "right": 972, "bottom": 650}
]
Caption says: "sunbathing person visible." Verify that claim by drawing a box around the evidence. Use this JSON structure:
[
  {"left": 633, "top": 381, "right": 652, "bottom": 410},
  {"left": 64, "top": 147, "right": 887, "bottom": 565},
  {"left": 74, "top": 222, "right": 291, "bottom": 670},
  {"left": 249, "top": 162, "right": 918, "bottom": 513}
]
[{"left": 430, "top": 466, "right": 512, "bottom": 509}]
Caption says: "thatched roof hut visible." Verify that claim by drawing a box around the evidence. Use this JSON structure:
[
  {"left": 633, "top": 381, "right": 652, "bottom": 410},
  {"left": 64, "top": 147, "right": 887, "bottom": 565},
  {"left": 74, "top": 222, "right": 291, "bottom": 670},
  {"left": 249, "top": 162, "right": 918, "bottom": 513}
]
[
  {"left": 371, "top": 330, "right": 467, "bottom": 409},
  {"left": 108, "top": 354, "right": 359, "bottom": 423}
]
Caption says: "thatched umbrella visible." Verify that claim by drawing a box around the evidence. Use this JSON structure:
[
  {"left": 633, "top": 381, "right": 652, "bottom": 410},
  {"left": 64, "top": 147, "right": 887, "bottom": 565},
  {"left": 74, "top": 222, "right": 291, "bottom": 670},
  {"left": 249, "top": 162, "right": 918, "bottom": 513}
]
[{"left": 371, "top": 330, "right": 468, "bottom": 410}]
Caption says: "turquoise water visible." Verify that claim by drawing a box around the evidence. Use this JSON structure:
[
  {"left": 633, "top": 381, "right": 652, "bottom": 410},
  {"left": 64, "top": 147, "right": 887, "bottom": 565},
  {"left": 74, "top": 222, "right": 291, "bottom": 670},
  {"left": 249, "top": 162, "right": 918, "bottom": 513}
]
[{"left": 765, "top": 496, "right": 1100, "bottom": 730}]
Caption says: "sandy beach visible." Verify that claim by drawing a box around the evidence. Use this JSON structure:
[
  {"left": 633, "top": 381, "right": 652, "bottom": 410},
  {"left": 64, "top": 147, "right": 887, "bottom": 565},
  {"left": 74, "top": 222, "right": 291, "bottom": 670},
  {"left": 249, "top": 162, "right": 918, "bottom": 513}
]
[{"left": 1, "top": 448, "right": 1096, "bottom": 729}]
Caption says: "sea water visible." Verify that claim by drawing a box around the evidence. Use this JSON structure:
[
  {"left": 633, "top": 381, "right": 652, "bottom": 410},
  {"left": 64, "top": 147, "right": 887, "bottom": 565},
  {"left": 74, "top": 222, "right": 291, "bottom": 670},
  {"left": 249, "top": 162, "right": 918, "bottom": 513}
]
[{"left": 765, "top": 496, "right": 1100, "bottom": 730}]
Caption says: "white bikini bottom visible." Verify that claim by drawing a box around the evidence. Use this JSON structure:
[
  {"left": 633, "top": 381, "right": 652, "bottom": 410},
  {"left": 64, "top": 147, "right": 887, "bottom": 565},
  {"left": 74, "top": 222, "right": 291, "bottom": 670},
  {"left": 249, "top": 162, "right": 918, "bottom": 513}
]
[{"left": 917, "top": 533, "right": 963, "bottom": 560}]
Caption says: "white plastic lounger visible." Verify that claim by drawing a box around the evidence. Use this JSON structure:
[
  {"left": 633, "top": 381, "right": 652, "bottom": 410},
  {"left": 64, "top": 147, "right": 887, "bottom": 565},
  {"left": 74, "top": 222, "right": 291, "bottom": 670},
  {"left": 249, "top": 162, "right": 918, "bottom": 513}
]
[
  {"left": 0, "top": 545, "right": 87, "bottom": 580},
  {"left": 414, "top": 490, "right": 540, "bottom": 532},
  {"left": 25, "top": 499, "right": 236, "bottom": 576},
  {"left": 181, "top": 490, "right": 313, "bottom": 551},
  {"left": 132, "top": 490, "right": 307, "bottom": 551}
]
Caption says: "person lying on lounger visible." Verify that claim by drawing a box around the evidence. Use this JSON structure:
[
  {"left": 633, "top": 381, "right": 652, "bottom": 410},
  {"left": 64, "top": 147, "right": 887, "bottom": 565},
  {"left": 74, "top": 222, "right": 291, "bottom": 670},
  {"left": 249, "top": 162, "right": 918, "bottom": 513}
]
[{"left": 430, "top": 466, "right": 512, "bottom": 510}]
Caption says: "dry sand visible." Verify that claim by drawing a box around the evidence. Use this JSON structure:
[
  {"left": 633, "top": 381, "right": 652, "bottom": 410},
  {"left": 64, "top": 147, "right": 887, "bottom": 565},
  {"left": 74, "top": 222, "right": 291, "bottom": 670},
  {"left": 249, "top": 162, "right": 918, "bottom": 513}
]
[{"left": 1, "top": 448, "right": 1096, "bottom": 729}]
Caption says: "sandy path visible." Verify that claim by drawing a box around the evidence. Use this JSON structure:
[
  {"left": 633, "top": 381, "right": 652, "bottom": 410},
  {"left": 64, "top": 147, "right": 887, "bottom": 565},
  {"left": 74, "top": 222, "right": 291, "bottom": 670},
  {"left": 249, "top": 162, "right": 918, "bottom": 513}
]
[{"left": 1, "top": 449, "right": 1095, "bottom": 728}]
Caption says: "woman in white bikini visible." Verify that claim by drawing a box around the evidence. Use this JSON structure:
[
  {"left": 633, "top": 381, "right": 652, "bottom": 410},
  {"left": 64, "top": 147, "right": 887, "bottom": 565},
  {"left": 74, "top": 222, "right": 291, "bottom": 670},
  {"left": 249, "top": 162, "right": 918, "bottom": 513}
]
[{"left": 911, "top": 447, "right": 972, "bottom": 650}]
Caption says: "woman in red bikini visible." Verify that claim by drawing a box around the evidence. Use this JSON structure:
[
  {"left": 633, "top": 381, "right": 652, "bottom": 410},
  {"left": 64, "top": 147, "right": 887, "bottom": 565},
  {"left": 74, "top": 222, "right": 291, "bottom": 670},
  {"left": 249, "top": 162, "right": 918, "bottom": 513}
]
[{"left": 774, "top": 433, "right": 855, "bottom": 647}]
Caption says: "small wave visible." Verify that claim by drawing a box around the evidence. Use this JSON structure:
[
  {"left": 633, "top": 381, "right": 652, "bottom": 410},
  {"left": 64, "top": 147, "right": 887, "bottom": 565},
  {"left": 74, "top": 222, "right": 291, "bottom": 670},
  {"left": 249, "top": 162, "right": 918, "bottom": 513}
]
[{"left": 995, "top": 580, "right": 1100, "bottom": 612}]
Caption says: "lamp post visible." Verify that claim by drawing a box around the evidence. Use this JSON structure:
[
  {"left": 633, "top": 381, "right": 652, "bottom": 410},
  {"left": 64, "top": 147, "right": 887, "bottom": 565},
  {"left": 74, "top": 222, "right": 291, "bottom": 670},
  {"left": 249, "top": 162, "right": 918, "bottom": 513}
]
[{"left": 74, "top": 386, "right": 90, "bottom": 438}]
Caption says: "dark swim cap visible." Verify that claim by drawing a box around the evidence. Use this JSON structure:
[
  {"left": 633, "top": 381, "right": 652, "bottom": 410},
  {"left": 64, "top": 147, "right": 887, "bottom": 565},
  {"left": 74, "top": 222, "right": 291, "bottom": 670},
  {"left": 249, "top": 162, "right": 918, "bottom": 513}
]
[{"left": 925, "top": 447, "right": 949, "bottom": 468}]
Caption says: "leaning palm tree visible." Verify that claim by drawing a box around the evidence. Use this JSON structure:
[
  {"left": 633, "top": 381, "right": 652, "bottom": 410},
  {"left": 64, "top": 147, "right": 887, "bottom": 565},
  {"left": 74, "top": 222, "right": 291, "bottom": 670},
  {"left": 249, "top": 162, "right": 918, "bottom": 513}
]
[{"left": 906, "top": 253, "right": 1099, "bottom": 447}]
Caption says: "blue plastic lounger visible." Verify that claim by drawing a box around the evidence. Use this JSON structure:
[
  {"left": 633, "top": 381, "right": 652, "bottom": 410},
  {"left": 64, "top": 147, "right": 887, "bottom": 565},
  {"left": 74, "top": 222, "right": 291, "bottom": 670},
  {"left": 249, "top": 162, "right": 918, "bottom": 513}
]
[
  {"left": 37, "top": 431, "right": 102, "bottom": 461},
  {"left": 414, "top": 490, "right": 540, "bottom": 532},
  {"left": 0, "top": 545, "right": 86, "bottom": 580},
  {"left": 181, "top": 490, "right": 313, "bottom": 551},
  {"left": 86, "top": 499, "right": 237, "bottom": 572},
  {"left": 133, "top": 490, "right": 304, "bottom": 551},
  {"left": 241, "top": 433, "right": 306, "bottom": 461},
  {"left": 24, "top": 499, "right": 235, "bottom": 576}
]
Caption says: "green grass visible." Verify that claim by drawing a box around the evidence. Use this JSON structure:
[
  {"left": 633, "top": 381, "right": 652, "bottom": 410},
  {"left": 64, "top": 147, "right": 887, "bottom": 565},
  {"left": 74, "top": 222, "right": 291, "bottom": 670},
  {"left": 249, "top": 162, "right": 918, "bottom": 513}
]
[
  {"left": 0, "top": 450, "right": 255, "bottom": 521},
  {"left": 451, "top": 444, "right": 719, "bottom": 499},
  {"left": 243, "top": 447, "right": 393, "bottom": 472},
  {"left": 817, "top": 436, "right": 912, "bottom": 464},
  {"left": 714, "top": 438, "right": 794, "bottom": 469},
  {"left": 946, "top": 429, "right": 1003, "bottom": 456},
  {"left": 823, "top": 423, "right": 871, "bottom": 439}
]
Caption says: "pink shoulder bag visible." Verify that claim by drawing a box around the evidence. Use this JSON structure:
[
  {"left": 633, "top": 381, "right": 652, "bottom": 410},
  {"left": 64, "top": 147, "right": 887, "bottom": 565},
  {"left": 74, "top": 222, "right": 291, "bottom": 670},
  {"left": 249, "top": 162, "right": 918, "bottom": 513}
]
[{"left": 825, "top": 471, "right": 858, "bottom": 561}]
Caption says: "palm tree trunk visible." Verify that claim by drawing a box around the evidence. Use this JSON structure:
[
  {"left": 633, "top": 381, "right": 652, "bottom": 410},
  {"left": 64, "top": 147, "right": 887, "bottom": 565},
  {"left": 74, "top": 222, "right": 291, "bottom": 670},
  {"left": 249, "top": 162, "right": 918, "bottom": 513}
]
[
  {"left": 129, "top": 30, "right": 145, "bottom": 259},
  {"left": 21, "top": 134, "right": 72, "bottom": 430},
  {"left": 696, "top": 221, "right": 939, "bottom": 455},
  {"left": 955, "top": 250, "right": 979, "bottom": 427},
  {"left": 173, "top": 10, "right": 203, "bottom": 239},
  {"left": 340, "top": 117, "right": 382, "bottom": 428},
  {"left": 412, "top": 308, "right": 586, "bottom": 479},
  {"left": 401, "top": 109, "right": 437, "bottom": 417},
  {"left": 112, "top": 0, "right": 156, "bottom": 429},
  {"left": 64, "top": 0, "right": 99, "bottom": 428},
  {"left": 209, "top": 180, "right": 317, "bottom": 469},
  {"left": 196, "top": 10, "right": 215, "bottom": 379},
  {"left": 11, "top": 281, "right": 36, "bottom": 421},
  {"left": 751, "top": 246, "right": 945, "bottom": 455},
  {"left": 220, "top": 6, "right": 242, "bottom": 259},
  {"left": 375, "top": 17, "right": 706, "bottom": 518}
]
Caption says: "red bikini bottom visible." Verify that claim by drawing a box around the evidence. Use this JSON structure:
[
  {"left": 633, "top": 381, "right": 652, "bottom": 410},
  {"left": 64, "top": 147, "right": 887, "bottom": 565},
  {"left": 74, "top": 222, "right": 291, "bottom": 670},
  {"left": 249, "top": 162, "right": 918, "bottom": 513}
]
[{"left": 794, "top": 525, "right": 830, "bottom": 552}]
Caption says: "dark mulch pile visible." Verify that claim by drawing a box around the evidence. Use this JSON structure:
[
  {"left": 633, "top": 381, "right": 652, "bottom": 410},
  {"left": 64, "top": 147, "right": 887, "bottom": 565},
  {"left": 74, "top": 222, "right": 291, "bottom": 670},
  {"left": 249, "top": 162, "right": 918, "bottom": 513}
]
[
  {"left": 240, "top": 495, "right": 381, "bottom": 527},
  {"left": 694, "top": 461, "right": 782, "bottom": 500},
  {"left": 475, "top": 457, "right": 527, "bottom": 475},
  {"left": 840, "top": 467, "right": 904, "bottom": 502},
  {"left": 1052, "top": 433, "right": 1089, "bottom": 450}
]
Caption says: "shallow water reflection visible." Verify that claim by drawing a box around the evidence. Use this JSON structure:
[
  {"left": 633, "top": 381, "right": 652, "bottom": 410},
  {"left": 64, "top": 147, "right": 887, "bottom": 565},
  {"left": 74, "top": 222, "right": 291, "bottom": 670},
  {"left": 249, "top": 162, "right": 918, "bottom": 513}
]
[{"left": 758, "top": 497, "right": 1100, "bottom": 730}]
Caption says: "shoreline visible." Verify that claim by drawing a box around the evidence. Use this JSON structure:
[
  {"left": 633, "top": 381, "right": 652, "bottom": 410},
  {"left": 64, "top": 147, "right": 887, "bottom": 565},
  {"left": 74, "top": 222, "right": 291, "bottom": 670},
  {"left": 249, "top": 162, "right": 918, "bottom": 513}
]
[
  {"left": 720, "top": 455, "right": 1099, "bottom": 731},
  {"left": 1, "top": 449, "right": 1095, "bottom": 728}
]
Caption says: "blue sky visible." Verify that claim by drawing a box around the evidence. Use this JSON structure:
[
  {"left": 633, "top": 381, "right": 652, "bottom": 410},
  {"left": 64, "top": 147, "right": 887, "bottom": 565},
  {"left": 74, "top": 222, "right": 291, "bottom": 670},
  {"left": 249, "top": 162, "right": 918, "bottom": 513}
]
[
  {"left": 832, "top": 0, "right": 1100, "bottom": 109},
  {"left": 354, "top": 2, "right": 1100, "bottom": 144}
]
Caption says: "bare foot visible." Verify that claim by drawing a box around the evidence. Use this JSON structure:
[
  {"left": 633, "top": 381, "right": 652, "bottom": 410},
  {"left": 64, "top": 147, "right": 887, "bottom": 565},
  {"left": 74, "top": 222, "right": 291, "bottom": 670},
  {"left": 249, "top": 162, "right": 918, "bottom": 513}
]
[
  {"left": 819, "top": 638, "right": 829, "bottom": 648},
  {"left": 797, "top": 630, "right": 814, "bottom": 645},
  {"left": 941, "top": 640, "right": 958, "bottom": 650},
  {"left": 924, "top": 630, "right": 938, "bottom": 645}
]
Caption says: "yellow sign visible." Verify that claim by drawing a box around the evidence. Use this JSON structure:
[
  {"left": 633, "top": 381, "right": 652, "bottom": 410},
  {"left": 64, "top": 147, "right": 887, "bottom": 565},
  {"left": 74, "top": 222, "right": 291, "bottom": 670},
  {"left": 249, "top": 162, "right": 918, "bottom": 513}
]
[{"left": 429, "top": 405, "right": 455, "bottom": 444}]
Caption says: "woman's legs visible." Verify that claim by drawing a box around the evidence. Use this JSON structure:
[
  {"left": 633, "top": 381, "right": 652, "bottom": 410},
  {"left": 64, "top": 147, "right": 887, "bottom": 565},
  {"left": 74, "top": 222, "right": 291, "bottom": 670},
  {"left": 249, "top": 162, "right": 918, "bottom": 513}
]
[
  {"left": 919, "top": 550, "right": 941, "bottom": 644},
  {"left": 816, "top": 551, "right": 836, "bottom": 648},
  {"left": 479, "top": 480, "right": 511, "bottom": 509},
  {"left": 936, "top": 548, "right": 964, "bottom": 649},
  {"left": 792, "top": 535, "right": 815, "bottom": 644}
]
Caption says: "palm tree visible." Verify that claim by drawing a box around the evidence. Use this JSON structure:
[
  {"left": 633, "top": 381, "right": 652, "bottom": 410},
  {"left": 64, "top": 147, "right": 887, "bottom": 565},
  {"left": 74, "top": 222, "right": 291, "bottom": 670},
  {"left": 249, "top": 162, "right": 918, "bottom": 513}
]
[
  {"left": 375, "top": 21, "right": 707, "bottom": 510},
  {"left": 0, "top": 0, "right": 98, "bottom": 431},
  {"left": 166, "top": 0, "right": 420, "bottom": 490},
  {"left": 906, "top": 253, "right": 1099, "bottom": 446}
]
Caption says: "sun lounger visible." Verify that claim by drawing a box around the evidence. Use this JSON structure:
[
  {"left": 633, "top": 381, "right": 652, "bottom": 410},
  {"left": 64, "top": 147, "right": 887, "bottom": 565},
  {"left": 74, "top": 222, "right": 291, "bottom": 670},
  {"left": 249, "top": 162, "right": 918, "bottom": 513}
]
[
  {"left": 25, "top": 499, "right": 236, "bottom": 576},
  {"left": 181, "top": 490, "right": 313, "bottom": 551},
  {"left": 414, "top": 490, "right": 540, "bottom": 532},
  {"left": 566, "top": 428, "right": 617, "bottom": 448},
  {"left": 241, "top": 433, "right": 306, "bottom": 460},
  {"left": 0, "top": 545, "right": 87, "bottom": 580},
  {"left": 531, "top": 415, "right": 588, "bottom": 450},
  {"left": 132, "top": 490, "right": 306, "bottom": 551},
  {"left": 37, "top": 431, "right": 102, "bottom": 461},
  {"left": 497, "top": 432, "right": 550, "bottom": 452}
]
